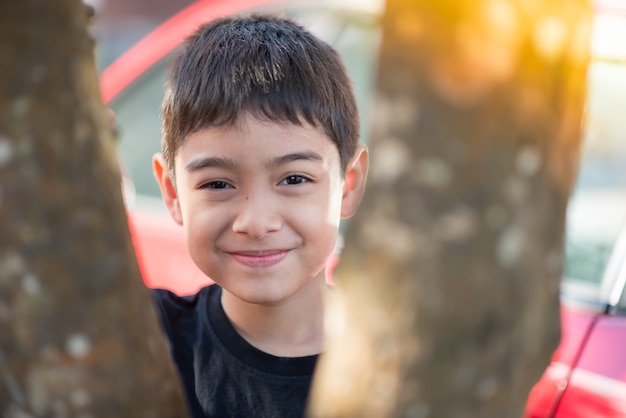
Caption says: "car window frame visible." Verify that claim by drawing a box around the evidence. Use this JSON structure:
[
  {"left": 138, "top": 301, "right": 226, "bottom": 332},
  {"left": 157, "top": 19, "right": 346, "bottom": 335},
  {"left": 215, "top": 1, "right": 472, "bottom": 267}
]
[{"left": 596, "top": 222, "right": 626, "bottom": 313}]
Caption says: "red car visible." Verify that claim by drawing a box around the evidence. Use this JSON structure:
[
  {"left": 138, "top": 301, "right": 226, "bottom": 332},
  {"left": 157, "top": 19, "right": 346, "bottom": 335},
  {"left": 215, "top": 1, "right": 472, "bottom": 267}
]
[{"left": 101, "top": 0, "right": 626, "bottom": 415}]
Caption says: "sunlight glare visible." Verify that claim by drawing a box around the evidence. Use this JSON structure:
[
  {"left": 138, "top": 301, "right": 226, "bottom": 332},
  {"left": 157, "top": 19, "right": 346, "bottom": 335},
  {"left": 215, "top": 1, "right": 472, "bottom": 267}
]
[{"left": 591, "top": 13, "right": 626, "bottom": 59}]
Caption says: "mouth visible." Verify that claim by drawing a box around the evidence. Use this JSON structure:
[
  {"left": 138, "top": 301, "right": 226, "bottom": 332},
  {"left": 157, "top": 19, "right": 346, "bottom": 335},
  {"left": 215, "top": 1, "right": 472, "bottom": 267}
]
[{"left": 229, "top": 249, "right": 290, "bottom": 268}]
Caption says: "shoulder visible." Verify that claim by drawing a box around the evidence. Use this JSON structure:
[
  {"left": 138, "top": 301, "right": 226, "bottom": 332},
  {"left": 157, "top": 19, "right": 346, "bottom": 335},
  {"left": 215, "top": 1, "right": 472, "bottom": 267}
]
[
  {"left": 152, "top": 284, "right": 217, "bottom": 308},
  {"left": 151, "top": 284, "right": 219, "bottom": 336}
]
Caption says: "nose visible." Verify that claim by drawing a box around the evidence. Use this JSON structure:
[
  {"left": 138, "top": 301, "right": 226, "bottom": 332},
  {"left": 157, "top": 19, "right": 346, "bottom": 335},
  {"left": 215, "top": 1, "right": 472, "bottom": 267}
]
[{"left": 231, "top": 192, "right": 282, "bottom": 239}]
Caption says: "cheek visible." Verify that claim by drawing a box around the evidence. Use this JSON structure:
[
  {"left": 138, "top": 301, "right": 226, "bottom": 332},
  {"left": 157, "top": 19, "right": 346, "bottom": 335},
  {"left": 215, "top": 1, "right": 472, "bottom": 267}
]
[
  {"left": 292, "top": 184, "right": 343, "bottom": 230},
  {"left": 292, "top": 189, "right": 342, "bottom": 254},
  {"left": 326, "top": 183, "right": 344, "bottom": 228},
  {"left": 184, "top": 215, "right": 212, "bottom": 262},
  {"left": 183, "top": 208, "right": 228, "bottom": 280},
  {"left": 184, "top": 203, "right": 227, "bottom": 233},
  {"left": 181, "top": 201, "right": 228, "bottom": 255}
]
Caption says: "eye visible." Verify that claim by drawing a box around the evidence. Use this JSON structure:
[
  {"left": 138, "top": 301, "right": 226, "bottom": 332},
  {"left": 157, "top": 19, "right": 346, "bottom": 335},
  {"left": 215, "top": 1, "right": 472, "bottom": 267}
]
[
  {"left": 200, "top": 180, "right": 233, "bottom": 190},
  {"left": 280, "top": 175, "right": 310, "bottom": 185}
]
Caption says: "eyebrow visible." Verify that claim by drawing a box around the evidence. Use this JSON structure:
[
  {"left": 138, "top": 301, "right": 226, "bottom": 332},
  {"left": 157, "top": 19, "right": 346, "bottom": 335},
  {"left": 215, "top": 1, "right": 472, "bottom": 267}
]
[
  {"left": 185, "top": 152, "right": 324, "bottom": 173},
  {"left": 185, "top": 156, "right": 238, "bottom": 173},
  {"left": 268, "top": 151, "right": 324, "bottom": 167}
]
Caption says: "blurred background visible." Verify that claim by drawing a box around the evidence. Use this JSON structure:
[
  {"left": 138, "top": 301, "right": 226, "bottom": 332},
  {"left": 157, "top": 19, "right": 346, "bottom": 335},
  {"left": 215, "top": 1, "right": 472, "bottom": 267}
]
[
  {"left": 93, "top": 0, "right": 626, "bottom": 296},
  {"left": 87, "top": 0, "right": 195, "bottom": 70},
  {"left": 95, "top": 0, "right": 626, "bottom": 296},
  {"left": 88, "top": 1, "right": 626, "bottom": 414}
]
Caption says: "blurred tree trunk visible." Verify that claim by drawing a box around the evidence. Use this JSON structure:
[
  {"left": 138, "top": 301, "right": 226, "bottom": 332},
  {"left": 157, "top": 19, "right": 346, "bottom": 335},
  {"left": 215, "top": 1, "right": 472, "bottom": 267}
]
[
  {"left": 310, "top": 0, "right": 591, "bottom": 417},
  {"left": 0, "top": 1, "right": 186, "bottom": 416}
]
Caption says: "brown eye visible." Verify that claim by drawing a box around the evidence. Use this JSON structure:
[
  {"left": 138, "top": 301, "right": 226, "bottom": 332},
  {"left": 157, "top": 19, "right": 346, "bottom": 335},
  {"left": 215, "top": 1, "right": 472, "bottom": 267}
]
[
  {"left": 201, "top": 181, "right": 232, "bottom": 189},
  {"left": 282, "top": 175, "right": 308, "bottom": 185}
]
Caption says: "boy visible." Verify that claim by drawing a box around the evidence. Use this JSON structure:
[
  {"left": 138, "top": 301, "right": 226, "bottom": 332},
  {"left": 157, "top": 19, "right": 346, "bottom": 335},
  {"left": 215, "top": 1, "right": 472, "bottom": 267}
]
[{"left": 151, "top": 14, "right": 368, "bottom": 418}]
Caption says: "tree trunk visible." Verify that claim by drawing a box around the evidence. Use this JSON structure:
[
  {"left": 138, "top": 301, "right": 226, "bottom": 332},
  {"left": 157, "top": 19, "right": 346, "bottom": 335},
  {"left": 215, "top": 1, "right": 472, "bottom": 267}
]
[
  {"left": 0, "top": 1, "right": 186, "bottom": 416},
  {"left": 309, "top": 0, "right": 591, "bottom": 417}
]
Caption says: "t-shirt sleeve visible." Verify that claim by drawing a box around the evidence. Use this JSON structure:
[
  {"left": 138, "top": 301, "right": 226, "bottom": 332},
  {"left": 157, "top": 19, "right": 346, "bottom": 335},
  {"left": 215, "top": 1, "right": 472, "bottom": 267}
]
[
  {"left": 151, "top": 288, "right": 198, "bottom": 342},
  {"left": 151, "top": 288, "right": 204, "bottom": 416}
]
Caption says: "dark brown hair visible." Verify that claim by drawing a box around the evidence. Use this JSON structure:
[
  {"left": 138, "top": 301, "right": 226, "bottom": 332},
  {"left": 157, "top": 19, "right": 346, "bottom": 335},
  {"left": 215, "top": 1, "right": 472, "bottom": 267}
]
[{"left": 161, "top": 14, "right": 359, "bottom": 174}]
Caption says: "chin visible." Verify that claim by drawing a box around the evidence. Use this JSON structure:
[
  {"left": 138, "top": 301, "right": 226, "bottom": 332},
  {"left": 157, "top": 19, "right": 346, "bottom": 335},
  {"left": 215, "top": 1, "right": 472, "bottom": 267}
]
[
  {"left": 231, "top": 276, "right": 322, "bottom": 307},
  {"left": 233, "top": 287, "right": 292, "bottom": 306}
]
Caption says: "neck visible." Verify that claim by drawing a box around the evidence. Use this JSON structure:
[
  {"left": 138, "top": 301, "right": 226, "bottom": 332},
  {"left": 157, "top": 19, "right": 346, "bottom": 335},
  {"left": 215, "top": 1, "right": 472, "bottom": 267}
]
[{"left": 220, "top": 275, "right": 330, "bottom": 357}]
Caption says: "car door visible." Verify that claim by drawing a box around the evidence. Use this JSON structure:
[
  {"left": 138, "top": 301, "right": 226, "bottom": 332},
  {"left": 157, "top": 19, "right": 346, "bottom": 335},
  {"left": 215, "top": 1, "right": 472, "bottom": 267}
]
[{"left": 554, "top": 232, "right": 626, "bottom": 418}]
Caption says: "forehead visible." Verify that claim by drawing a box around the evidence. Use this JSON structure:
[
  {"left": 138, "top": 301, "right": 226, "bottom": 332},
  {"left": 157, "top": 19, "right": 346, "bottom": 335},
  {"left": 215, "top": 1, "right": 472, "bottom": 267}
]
[{"left": 176, "top": 113, "right": 340, "bottom": 167}]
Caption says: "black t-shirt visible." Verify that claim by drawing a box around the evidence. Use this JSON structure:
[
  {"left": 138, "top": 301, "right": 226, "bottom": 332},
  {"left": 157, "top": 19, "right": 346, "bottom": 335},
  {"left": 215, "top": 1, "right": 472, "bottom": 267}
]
[{"left": 152, "top": 284, "right": 318, "bottom": 418}]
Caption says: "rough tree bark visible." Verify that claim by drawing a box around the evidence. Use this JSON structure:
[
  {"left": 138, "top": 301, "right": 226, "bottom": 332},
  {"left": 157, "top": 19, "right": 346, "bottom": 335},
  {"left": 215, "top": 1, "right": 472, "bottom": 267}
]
[
  {"left": 0, "top": 1, "right": 186, "bottom": 416},
  {"left": 309, "top": 0, "right": 591, "bottom": 417}
]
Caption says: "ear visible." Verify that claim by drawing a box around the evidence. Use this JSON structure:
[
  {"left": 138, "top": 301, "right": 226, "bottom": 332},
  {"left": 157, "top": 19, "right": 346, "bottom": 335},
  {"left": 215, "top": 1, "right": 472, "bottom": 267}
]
[
  {"left": 153, "top": 153, "right": 183, "bottom": 225},
  {"left": 341, "top": 144, "right": 369, "bottom": 219}
]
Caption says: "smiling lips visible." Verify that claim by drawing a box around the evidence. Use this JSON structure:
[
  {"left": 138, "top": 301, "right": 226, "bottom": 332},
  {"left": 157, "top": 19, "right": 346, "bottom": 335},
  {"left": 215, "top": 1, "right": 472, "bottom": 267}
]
[{"left": 229, "top": 250, "right": 290, "bottom": 267}]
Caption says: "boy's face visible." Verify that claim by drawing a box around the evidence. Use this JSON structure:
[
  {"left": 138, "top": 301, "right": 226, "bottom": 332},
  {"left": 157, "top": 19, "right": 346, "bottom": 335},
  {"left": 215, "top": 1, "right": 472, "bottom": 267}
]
[{"left": 154, "top": 113, "right": 367, "bottom": 305}]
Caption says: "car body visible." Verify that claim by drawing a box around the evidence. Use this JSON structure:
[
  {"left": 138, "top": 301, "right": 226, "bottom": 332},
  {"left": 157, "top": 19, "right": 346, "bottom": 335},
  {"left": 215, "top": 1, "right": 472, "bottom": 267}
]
[{"left": 101, "top": 0, "right": 626, "bottom": 415}]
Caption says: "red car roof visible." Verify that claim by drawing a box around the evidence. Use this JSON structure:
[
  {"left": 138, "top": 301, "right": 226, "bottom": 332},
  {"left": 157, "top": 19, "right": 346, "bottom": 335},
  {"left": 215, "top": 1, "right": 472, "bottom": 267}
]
[{"left": 100, "top": 0, "right": 279, "bottom": 104}]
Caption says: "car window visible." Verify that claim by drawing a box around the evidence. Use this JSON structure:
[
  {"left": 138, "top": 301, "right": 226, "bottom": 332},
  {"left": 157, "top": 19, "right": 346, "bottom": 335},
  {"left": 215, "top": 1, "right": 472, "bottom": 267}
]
[
  {"left": 563, "top": 9, "right": 626, "bottom": 293},
  {"left": 619, "top": 272, "right": 626, "bottom": 312},
  {"left": 111, "top": 5, "right": 381, "bottom": 201},
  {"left": 112, "top": 56, "right": 171, "bottom": 200}
]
